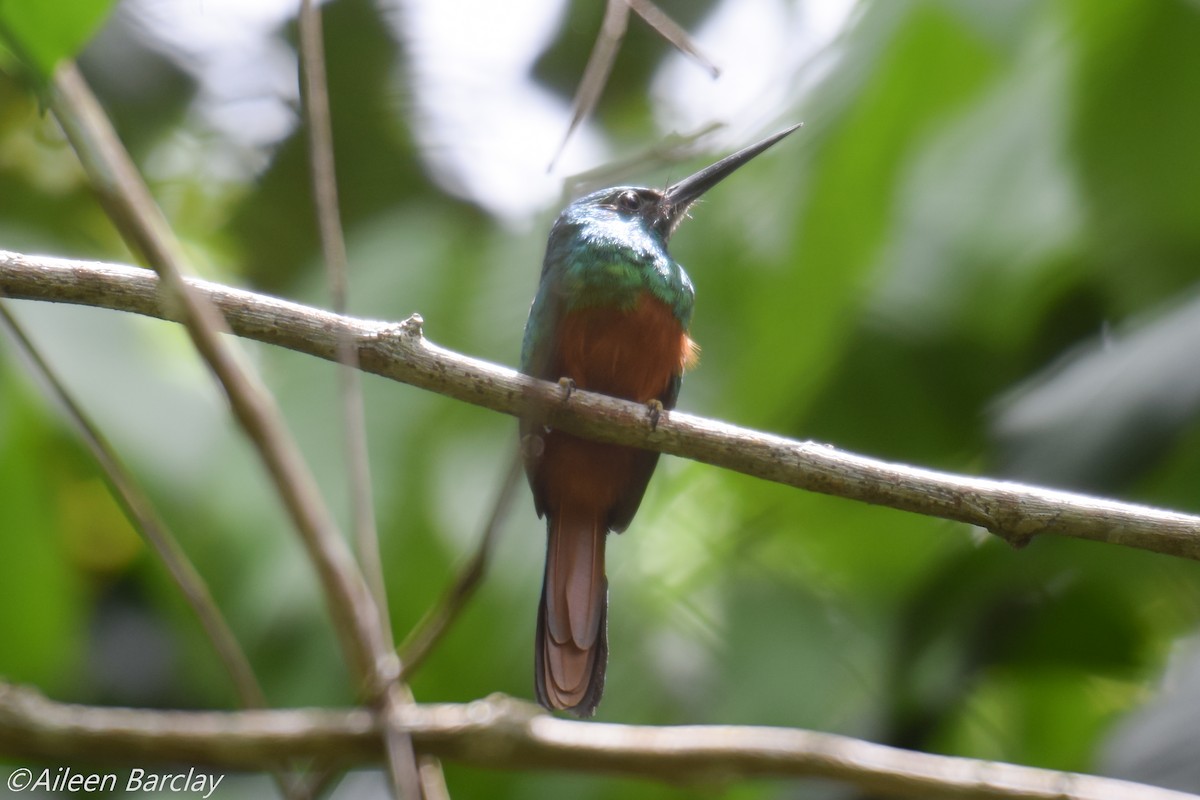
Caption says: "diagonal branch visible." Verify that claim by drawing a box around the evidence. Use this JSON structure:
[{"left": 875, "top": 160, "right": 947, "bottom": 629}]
[
  {"left": 626, "top": 0, "right": 720, "bottom": 78},
  {"left": 47, "top": 61, "right": 389, "bottom": 706},
  {"left": 398, "top": 452, "right": 523, "bottom": 680},
  {"left": 297, "top": 2, "right": 423, "bottom": 797},
  {"left": 298, "top": 0, "right": 389, "bottom": 632},
  {"left": 0, "top": 302, "right": 267, "bottom": 712},
  {"left": 0, "top": 301, "right": 309, "bottom": 800},
  {"left": 548, "top": 0, "right": 629, "bottom": 172},
  {"left": 3, "top": 250, "right": 1200, "bottom": 562},
  {"left": 548, "top": 0, "right": 719, "bottom": 171},
  {"left": 0, "top": 684, "right": 1189, "bottom": 800}
]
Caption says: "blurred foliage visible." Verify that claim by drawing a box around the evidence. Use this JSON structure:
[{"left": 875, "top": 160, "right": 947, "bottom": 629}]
[
  {"left": 3, "top": 0, "right": 1200, "bottom": 797},
  {"left": 0, "top": 0, "right": 114, "bottom": 79}
]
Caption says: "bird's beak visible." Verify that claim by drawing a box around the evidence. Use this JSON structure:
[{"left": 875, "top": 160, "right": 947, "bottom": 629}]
[{"left": 659, "top": 122, "right": 802, "bottom": 237}]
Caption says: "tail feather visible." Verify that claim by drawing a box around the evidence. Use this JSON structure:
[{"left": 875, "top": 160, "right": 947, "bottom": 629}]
[
  {"left": 535, "top": 508, "right": 608, "bottom": 716},
  {"left": 536, "top": 585, "right": 608, "bottom": 714}
]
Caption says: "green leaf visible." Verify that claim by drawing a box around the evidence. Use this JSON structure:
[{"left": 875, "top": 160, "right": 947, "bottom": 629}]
[{"left": 0, "top": 0, "right": 115, "bottom": 80}]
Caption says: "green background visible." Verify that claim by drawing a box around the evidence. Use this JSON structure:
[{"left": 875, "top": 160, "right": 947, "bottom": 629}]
[{"left": 3, "top": 0, "right": 1200, "bottom": 797}]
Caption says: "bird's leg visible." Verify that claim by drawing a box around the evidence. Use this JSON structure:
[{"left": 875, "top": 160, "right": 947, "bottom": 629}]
[
  {"left": 646, "top": 398, "right": 665, "bottom": 431},
  {"left": 558, "top": 376, "right": 577, "bottom": 401}
]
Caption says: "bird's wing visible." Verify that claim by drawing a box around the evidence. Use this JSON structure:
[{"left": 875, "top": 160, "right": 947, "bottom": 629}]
[{"left": 519, "top": 281, "right": 567, "bottom": 519}]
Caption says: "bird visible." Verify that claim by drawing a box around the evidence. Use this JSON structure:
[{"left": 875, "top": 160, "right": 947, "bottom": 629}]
[{"left": 520, "top": 124, "right": 801, "bottom": 716}]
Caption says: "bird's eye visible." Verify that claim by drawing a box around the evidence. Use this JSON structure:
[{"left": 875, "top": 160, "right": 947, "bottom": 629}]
[{"left": 616, "top": 190, "right": 641, "bottom": 211}]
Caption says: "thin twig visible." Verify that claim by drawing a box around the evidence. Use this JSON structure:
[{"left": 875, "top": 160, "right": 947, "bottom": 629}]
[
  {"left": 626, "top": 0, "right": 720, "bottom": 77},
  {"left": 297, "top": 3, "right": 423, "bottom": 797},
  {"left": 0, "top": 685, "right": 1190, "bottom": 800},
  {"left": 549, "top": 0, "right": 719, "bottom": 171},
  {"left": 560, "top": 121, "right": 722, "bottom": 201},
  {"left": 297, "top": 0, "right": 389, "bottom": 632},
  {"left": 398, "top": 452, "right": 522, "bottom": 680},
  {"left": 548, "top": 0, "right": 628, "bottom": 172},
  {"left": 0, "top": 299, "right": 309, "bottom": 800},
  {"left": 4, "top": 252, "right": 1200, "bottom": 561},
  {"left": 46, "top": 63, "right": 391, "bottom": 717},
  {"left": 0, "top": 301, "right": 266, "bottom": 710}
]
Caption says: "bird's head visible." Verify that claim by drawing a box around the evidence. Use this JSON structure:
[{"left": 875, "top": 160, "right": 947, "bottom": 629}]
[{"left": 563, "top": 123, "right": 802, "bottom": 244}]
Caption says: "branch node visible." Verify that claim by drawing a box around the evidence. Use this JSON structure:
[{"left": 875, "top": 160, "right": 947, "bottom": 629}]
[
  {"left": 7, "top": 252, "right": 1200, "bottom": 566},
  {"left": 996, "top": 521, "right": 1044, "bottom": 550},
  {"left": 476, "top": 693, "right": 544, "bottom": 727},
  {"left": 376, "top": 652, "right": 402, "bottom": 687},
  {"left": 377, "top": 314, "right": 426, "bottom": 354},
  {"left": 400, "top": 313, "right": 425, "bottom": 338}
]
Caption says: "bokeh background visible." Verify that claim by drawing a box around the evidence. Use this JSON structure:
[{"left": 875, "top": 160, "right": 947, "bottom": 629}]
[{"left": 3, "top": 0, "right": 1200, "bottom": 797}]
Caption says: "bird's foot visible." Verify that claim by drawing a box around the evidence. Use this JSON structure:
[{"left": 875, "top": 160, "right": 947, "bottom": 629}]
[
  {"left": 557, "top": 377, "right": 576, "bottom": 402},
  {"left": 646, "top": 399, "right": 665, "bottom": 431}
]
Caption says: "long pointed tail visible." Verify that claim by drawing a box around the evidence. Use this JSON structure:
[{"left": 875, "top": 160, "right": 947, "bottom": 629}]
[{"left": 535, "top": 506, "right": 608, "bottom": 716}]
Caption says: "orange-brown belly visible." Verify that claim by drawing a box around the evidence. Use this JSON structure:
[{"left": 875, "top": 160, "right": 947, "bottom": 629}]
[
  {"left": 538, "top": 292, "right": 696, "bottom": 516},
  {"left": 550, "top": 292, "right": 696, "bottom": 403}
]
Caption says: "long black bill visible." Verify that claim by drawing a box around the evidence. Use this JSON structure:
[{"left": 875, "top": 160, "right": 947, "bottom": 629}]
[{"left": 661, "top": 122, "right": 802, "bottom": 232}]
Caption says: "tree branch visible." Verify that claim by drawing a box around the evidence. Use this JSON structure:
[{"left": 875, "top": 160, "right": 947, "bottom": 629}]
[
  {"left": 298, "top": 0, "right": 390, "bottom": 633},
  {"left": 4, "top": 249, "right": 1200, "bottom": 562},
  {"left": 398, "top": 452, "right": 522, "bottom": 680},
  {"left": 0, "top": 301, "right": 268, "bottom": 713},
  {"left": 548, "top": 0, "right": 718, "bottom": 171},
  {"left": 47, "top": 64, "right": 391, "bottom": 696},
  {"left": 0, "top": 684, "right": 1188, "bottom": 800},
  {"left": 297, "top": 2, "right": 423, "bottom": 796}
]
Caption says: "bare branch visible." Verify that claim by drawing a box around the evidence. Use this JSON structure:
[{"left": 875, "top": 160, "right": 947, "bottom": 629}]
[
  {"left": 0, "top": 685, "right": 1187, "bottom": 800},
  {"left": 548, "top": 0, "right": 719, "bottom": 171},
  {"left": 4, "top": 250, "right": 1200, "bottom": 562},
  {"left": 626, "top": 0, "right": 720, "bottom": 78},
  {"left": 297, "top": 0, "right": 389, "bottom": 628},
  {"left": 47, "top": 61, "right": 388, "bottom": 705},
  {"left": 398, "top": 452, "right": 522, "bottom": 680},
  {"left": 549, "top": 0, "right": 629, "bottom": 172},
  {"left": 297, "top": 3, "right": 422, "bottom": 796},
  {"left": 0, "top": 298, "right": 309, "bottom": 799},
  {"left": 0, "top": 301, "right": 267, "bottom": 711}
]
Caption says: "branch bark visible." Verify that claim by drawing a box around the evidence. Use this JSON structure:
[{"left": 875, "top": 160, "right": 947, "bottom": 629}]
[
  {"left": 0, "top": 302, "right": 268, "bottom": 712},
  {"left": 4, "top": 249, "right": 1200, "bottom": 562},
  {"left": 296, "top": 3, "right": 424, "bottom": 796},
  {"left": 0, "top": 684, "right": 1189, "bottom": 800},
  {"left": 46, "top": 65, "right": 391, "bottom": 697}
]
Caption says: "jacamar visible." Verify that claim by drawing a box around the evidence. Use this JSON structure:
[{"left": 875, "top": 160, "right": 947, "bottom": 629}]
[{"left": 520, "top": 124, "right": 801, "bottom": 716}]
